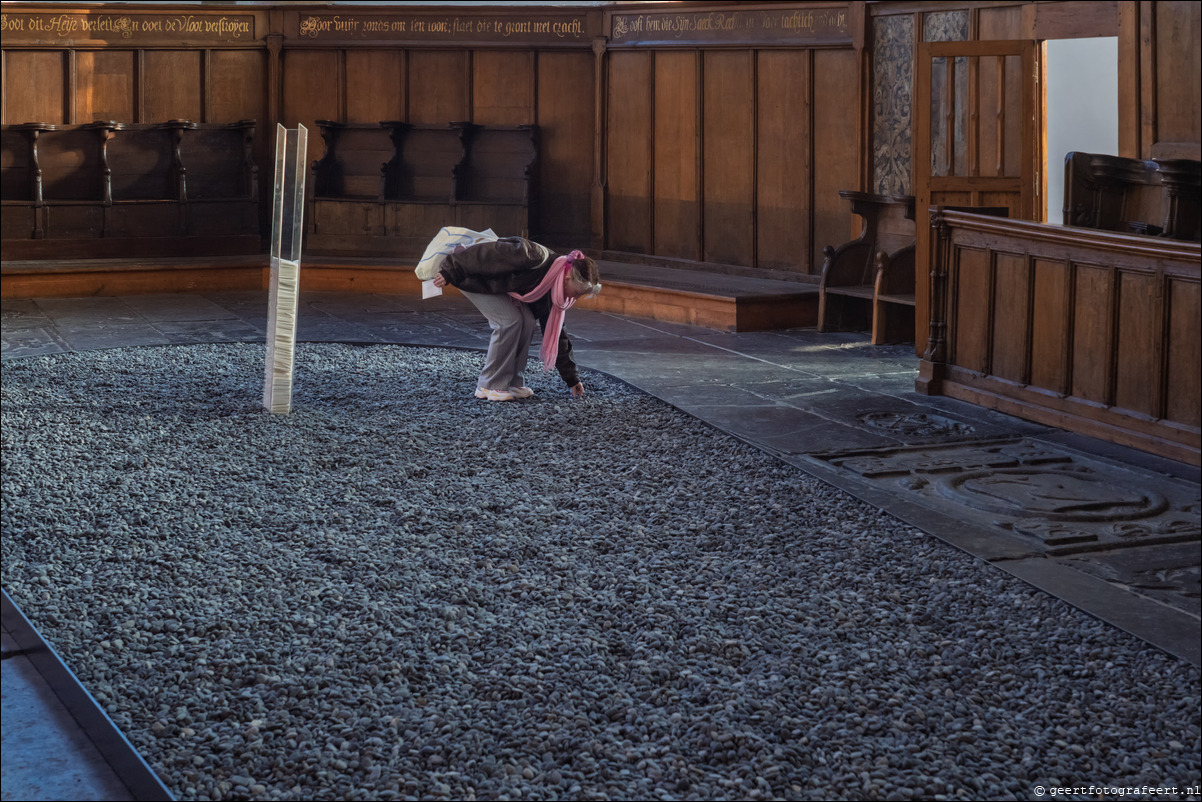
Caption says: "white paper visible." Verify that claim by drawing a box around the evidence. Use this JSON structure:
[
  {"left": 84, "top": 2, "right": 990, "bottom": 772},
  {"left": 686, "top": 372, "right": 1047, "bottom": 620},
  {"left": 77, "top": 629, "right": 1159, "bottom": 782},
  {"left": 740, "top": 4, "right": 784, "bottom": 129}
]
[{"left": 422, "top": 279, "right": 443, "bottom": 299}]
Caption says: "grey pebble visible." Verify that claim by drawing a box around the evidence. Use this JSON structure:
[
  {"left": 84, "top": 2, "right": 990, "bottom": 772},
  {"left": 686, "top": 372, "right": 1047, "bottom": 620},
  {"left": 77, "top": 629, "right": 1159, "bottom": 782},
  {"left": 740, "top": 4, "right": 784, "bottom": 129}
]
[{"left": 2, "top": 342, "right": 1199, "bottom": 802}]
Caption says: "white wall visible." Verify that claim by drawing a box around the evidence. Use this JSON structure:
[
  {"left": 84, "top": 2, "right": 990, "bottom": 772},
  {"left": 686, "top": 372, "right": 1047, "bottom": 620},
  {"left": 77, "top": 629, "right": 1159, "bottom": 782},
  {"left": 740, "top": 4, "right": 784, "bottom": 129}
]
[{"left": 1045, "top": 37, "right": 1119, "bottom": 224}]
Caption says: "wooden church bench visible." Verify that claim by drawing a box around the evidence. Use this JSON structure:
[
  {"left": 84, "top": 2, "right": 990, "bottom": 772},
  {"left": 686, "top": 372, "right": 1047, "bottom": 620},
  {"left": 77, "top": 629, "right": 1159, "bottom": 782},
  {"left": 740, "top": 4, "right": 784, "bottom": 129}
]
[
  {"left": 307, "top": 120, "right": 537, "bottom": 258},
  {"left": 818, "top": 191, "right": 917, "bottom": 344},
  {"left": 1064, "top": 151, "right": 1200, "bottom": 242},
  {"left": 0, "top": 119, "right": 260, "bottom": 259}
]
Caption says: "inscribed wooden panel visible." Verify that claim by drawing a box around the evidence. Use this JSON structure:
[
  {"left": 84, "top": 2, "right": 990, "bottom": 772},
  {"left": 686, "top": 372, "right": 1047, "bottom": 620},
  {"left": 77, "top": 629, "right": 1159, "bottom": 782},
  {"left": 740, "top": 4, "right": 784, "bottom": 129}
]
[
  {"left": 1165, "top": 277, "right": 1201, "bottom": 427},
  {"left": 1030, "top": 258, "right": 1069, "bottom": 393},
  {"left": 1113, "top": 271, "right": 1160, "bottom": 417},
  {"left": 282, "top": 50, "right": 339, "bottom": 166},
  {"left": 756, "top": 50, "right": 810, "bottom": 274},
  {"left": 952, "top": 246, "right": 991, "bottom": 373},
  {"left": 347, "top": 51, "right": 405, "bottom": 123},
  {"left": 702, "top": 50, "right": 753, "bottom": 267},
  {"left": 473, "top": 51, "right": 534, "bottom": 126},
  {"left": 811, "top": 48, "right": 860, "bottom": 275},
  {"left": 991, "top": 252, "right": 1029, "bottom": 383},
  {"left": 210, "top": 50, "right": 267, "bottom": 124},
  {"left": 653, "top": 51, "right": 699, "bottom": 261},
  {"left": 2, "top": 51, "right": 65, "bottom": 124},
  {"left": 144, "top": 51, "right": 202, "bottom": 123},
  {"left": 536, "top": 51, "right": 593, "bottom": 244},
  {"left": 408, "top": 51, "right": 468, "bottom": 124},
  {"left": 76, "top": 50, "right": 134, "bottom": 123},
  {"left": 606, "top": 51, "right": 651, "bottom": 253},
  {"left": 1070, "top": 264, "right": 1113, "bottom": 404}
]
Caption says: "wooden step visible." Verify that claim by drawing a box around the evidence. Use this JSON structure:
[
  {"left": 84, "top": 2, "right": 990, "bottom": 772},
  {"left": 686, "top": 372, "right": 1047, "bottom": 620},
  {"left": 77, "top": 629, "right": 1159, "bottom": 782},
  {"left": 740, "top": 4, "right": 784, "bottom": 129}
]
[
  {"left": 297, "top": 256, "right": 819, "bottom": 332},
  {"left": 581, "top": 261, "right": 819, "bottom": 332},
  {"left": 2, "top": 254, "right": 820, "bottom": 332}
]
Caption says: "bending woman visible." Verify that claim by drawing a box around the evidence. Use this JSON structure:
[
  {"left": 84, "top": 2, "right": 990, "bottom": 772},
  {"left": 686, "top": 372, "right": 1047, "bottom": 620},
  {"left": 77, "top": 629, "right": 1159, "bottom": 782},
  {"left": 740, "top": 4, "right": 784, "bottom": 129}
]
[{"left": 432, "top": 237, "right": 601, "bottom": 401}]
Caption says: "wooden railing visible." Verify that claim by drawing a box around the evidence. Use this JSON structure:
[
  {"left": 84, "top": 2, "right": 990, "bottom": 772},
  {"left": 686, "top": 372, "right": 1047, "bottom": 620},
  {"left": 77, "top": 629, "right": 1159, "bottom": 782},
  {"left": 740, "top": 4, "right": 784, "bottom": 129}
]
[{"left": 918, "top": 208, "right": 1201, "bottom": 466}]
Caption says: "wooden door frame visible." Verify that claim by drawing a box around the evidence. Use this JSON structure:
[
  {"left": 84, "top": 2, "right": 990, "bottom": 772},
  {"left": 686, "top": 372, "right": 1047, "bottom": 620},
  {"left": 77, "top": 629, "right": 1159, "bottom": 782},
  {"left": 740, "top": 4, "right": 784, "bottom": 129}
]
[{"left": 913, "top": 38, "right": 1042, "bottom": 355}]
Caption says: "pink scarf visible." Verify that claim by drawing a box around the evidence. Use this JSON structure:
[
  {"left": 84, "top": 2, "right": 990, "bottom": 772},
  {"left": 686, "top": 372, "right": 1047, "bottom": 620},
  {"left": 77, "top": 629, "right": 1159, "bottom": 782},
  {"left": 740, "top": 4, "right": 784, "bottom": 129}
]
[{"left": 508, "top": 249, "right": 584, "bottom": 371}]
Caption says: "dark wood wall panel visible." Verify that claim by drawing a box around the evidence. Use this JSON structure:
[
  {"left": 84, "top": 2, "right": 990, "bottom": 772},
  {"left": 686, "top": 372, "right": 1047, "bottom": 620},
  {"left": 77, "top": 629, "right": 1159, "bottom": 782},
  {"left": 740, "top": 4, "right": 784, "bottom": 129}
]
[
  {"left": 811, "top": 48, "right": 860, "bottom": 274},
  {"left": 977, "top": 6, "right": 1023, "bottom": 39},
  {"left": 757, "top": 50, "right": 811, "bottom": 274},
  {"left": 3, "top": 51, "right": 65, "bottom": 123},
  {"left": 1165, "top": 278, "right": 1201, "bottom": 427},
  {"left": 536, "top": 50, "right": 593, "bottom": 244},
  {"left": 991, "top": 252, "right": 1029, "bottom": 383},
  {"left": 76, "top": 50, "right": 134, "bottom": 123},
  {"left": 653, "top": 51, "right": 699, "bottom": 260},
  {"left": 702, "top": 50, "right": 753, "bottom": 266},
  {"left": 606, "top": 51, "right": 652, "bottom": 253},
  {"left": 1070, "top": 265, "right": 1113, "bottom": 404},
  {"left": 952, "top": 246, "right": 991, "bottom": 373},
  {"left": 1030, "top": 258, "right": 1069, "bottom": 392},
  {"left": 1150, "top": 1, "right": 1201, "bottom": 157},
  {"left": 1114, "top": 271, "right": 1160, "bottom": 416},
  {"left": 210, "top": 50, "right": 267, "bottom": 124},
  {"left": 283, "top": 50, "right": 340, "bottom": 165},
  {"left": 408, "top": 51, "right": 468, "bottom": 124},
  {"left": 144, "top": 51, "right": 202, "bottom": 123},
  {"left": 346, "top": 51, "right": 405, "bottom": 124},
  {"left": 474, "top": 51, "right": 534, "bottom": 125}
]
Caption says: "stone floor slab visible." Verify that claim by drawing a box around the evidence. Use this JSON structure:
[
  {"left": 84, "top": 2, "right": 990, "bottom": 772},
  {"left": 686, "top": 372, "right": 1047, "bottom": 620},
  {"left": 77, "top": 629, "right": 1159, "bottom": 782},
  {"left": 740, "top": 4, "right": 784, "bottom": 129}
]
[
  {"left": 56, "top": 324, "right": 172, "bottom": 352},
  {"left": 1, "top": 327, "right": 69, "bottom": 359},
  {"left": 150, "top": 319, "right": 267, "bottom": 345},
  {"left": 32, "top": 297, "right": 141, "bottom": 327},
  {"left": 117, "top": 293, "right": 239, "bottom": 323}
]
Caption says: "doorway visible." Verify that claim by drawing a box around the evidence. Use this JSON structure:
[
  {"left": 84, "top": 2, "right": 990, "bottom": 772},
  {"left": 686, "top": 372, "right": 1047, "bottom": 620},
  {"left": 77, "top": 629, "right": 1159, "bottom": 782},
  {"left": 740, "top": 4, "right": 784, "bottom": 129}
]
[{"left": 1044, "top": 37, "right": 1119, "bottom": 225}]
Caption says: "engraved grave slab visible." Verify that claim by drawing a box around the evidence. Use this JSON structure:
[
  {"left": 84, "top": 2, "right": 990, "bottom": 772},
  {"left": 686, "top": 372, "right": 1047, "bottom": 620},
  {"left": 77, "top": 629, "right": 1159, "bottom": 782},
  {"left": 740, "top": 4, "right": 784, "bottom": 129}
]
[{"left": 824, "top": 438, "right": 1200, "bottom": 555}]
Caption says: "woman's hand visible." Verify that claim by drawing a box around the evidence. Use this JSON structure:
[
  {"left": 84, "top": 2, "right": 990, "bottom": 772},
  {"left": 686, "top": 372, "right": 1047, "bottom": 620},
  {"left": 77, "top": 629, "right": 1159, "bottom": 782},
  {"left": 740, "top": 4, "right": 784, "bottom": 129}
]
[
  {"left": 570, "top": 383, "right": 585, "bottom": 398},
  {"left": 432, "top": 273, "right": 447, "bottom": 288}
]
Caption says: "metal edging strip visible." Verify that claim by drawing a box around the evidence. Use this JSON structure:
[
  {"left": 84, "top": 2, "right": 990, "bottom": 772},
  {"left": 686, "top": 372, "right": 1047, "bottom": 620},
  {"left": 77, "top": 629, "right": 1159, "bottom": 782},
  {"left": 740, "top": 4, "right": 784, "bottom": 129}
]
[{"left": 2, "top": 588, "right": 176, "bottom": 802}]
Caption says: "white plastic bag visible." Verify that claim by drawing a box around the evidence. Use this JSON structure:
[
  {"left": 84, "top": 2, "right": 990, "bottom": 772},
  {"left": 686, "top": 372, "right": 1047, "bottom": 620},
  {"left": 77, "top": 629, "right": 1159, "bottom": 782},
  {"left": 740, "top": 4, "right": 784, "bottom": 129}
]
[{"left": 415, "top": 226, "right": 498, "bottom": 280}]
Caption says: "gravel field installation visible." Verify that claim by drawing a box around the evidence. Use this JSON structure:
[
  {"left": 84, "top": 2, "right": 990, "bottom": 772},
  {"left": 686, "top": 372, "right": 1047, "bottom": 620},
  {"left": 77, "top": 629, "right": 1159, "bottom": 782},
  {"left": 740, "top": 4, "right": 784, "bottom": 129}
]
[{"left": 2, "top": 342, "right": 1200, "bottom": 801}]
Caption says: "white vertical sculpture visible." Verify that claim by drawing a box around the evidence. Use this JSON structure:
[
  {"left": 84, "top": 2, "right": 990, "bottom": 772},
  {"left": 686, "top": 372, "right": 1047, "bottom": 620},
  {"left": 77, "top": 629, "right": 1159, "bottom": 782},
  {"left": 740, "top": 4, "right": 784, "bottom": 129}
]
[{"left": 263, "top": 123, "right": 308, "bottom": 414}]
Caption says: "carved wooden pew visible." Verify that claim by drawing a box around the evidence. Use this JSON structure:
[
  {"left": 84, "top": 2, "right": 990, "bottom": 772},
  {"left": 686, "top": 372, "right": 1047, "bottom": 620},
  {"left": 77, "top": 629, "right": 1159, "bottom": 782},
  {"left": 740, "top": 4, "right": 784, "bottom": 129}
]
[
  {"left": 456, "top": 124, "right": 538, "bottom": 236},
  {"left": 0, "top": 123, "right": 48, "bottom": 240},
  {"left": 178, "top": 120, "right": 259, "bottom": 238},
  {"left": 818, "top": 191, "right": 917, "bottom": 344},
  {"left": 382, "top": 122, "right": 467, "bottom": 255},
  {"left": 1064, "top": 151, "right": 1201, "bottom": 242},
  {"left": 306, "top": 120, "right": 537, "bottom": 258},
  {"left": 0, "top": 119, "right": 260, "bottom": 259}
]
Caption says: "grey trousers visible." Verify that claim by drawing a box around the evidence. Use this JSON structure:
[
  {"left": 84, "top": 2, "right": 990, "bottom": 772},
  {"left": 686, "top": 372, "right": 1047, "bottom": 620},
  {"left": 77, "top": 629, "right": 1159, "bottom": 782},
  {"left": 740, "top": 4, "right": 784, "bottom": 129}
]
[{"left": 461, "top": 290, "right": 536, "bottom": 391}]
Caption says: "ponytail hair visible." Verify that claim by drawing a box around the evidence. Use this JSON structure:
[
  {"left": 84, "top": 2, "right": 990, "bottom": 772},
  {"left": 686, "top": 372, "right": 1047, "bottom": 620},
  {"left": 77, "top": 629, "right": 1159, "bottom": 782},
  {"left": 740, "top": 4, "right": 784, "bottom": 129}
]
[{"left": 568, "top": 254, "right": 602, "bottom": 298}]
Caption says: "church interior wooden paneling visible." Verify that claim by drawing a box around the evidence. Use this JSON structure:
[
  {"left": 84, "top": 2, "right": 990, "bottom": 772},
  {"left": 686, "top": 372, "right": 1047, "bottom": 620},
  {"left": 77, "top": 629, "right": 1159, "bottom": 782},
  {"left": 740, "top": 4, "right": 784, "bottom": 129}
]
[{"left": 1, "top": 0, "right": 1199, "bottom": 464}]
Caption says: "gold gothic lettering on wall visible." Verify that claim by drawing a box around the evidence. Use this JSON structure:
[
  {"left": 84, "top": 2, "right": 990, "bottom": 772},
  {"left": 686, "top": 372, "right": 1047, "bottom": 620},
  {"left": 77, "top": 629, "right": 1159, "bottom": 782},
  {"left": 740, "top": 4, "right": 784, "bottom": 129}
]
[
  {"left": 611, "top": 8, "right": 849, "bottom": 44},
  {"left": 296, "top": 14, "right": 586, "bottom": 41},
  {"left": 0, "top": 13, "right": 253, "bottom": 40}
]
